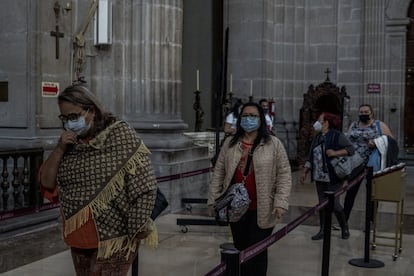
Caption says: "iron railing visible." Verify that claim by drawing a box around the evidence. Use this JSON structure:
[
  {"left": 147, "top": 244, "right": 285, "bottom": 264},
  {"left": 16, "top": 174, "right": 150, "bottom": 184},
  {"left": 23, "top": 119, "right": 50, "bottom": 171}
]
[{"left": 0, "top": 148, "right": 44, "bottom": 217}]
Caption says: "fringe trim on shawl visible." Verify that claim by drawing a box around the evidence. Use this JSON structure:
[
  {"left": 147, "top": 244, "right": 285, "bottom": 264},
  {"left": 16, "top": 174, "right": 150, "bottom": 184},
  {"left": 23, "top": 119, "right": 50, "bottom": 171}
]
[
  {"left": 142, "top": 219, "right": 158, "bottom": 249},
  {"left": 96, "top": 219, "right": 158, "bottom": 260},
  {"left": 63, "top": 142, "right": 151, "bottom": 238},
  {"left": 97, "top": 236, "right": 138, "bottom": 260},
  {"left": 63, "top": 207, "right": 90, "bottom": 236}
]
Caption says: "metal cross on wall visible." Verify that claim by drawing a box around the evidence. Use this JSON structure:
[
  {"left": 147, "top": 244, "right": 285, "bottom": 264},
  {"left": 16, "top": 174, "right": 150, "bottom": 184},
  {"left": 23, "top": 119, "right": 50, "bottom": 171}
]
[
  {"left": 51, "top": 25, "right": 64, "bottom": 59},
  {"left": 324, "top": 68, "right": 331, "bottom": 82},
  {"left": 50, "top": 2, "right": 64, "bottom": 59}
]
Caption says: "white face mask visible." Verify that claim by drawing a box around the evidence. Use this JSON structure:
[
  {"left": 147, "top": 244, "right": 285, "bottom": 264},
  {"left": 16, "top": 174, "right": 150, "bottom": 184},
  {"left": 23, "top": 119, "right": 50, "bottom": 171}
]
[
  {"left": 313, "top": 121, "right": 322, "bottom": 132},
  {"left": 64, "top": 111, "right": 91, "bottom": 136}
]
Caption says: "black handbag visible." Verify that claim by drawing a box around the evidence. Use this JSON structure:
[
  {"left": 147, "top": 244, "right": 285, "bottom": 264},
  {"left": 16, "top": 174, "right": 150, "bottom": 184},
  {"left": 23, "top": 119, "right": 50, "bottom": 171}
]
[{"left": 151, "top": 188, "right": 169, "bottom": 220}]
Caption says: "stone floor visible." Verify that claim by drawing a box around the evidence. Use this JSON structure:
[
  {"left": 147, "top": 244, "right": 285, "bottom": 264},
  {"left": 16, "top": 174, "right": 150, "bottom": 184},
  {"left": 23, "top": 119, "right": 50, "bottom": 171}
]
[{"left": 0, "top": 166, "right": 413, "bottom": 276}]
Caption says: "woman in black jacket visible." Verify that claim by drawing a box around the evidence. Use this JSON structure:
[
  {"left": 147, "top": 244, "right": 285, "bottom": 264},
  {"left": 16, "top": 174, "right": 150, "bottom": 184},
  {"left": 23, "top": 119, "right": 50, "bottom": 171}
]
[{"left": 299, "top": 112, "right": 355, "bottom": 240}]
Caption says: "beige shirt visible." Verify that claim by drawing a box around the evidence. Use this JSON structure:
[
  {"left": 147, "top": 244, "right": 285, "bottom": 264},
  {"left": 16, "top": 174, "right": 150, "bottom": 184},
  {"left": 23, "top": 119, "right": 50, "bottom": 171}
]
[{"left": 208, "top": 135, "right": 292, "bottom": 229}]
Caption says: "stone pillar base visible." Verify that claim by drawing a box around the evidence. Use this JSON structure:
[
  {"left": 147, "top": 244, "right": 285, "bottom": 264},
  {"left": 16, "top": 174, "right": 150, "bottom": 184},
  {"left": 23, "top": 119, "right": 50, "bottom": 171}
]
[{"left": 150, "top": 146, "right": 211, "bottom": 212}]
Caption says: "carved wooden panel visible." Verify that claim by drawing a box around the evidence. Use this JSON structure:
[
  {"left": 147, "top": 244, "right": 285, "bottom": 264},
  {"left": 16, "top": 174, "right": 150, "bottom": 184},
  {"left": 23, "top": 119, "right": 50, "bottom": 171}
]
[{"left": 297, "top": 75, "right": 349, "bottom": 165}]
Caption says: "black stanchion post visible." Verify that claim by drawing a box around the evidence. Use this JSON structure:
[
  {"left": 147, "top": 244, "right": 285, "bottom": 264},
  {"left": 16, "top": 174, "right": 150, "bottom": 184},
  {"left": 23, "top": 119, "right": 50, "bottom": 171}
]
[
  {"left": 321, "top": 192, "right": 334, "bottom": 276},
  {"left": 221, "top": 249, "right": 240, "bottom": 276},
  {"left": 132, "top": 253, "right": 139, "bottom": 276},
  {"left": 349, "top": 167, "right": 384, "bottom": 268}
]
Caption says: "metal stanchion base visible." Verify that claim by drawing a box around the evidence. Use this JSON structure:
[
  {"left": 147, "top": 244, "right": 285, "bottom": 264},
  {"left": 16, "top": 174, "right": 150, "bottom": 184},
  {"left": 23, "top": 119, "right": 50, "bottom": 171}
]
[
  {"left": 349, "top": 258, "right": 384, "bottom": 268},
  {"left": 220, "top": 243, "right": 236, "bottom": 250}
]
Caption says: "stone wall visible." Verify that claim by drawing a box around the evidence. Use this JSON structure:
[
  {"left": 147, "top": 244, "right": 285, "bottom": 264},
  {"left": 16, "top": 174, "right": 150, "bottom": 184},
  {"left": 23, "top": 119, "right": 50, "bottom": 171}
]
[
  {"left": 224, "top": 0, "right": 410, "bottom": 155},
  {"left": 0, "top": 0, "right": 211, "bottom": 211},
  {"left": 0, "top": 0, "right": 411, "bottom": 183}
]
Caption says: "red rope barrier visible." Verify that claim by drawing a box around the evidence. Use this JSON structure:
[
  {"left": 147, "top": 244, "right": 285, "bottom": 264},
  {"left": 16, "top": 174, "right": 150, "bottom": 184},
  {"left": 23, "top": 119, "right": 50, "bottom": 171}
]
[
  {"left": 204, "top": 168, "right": 369, "bottom": 275},
  {"left": 0, "top": 167, "right": 212, "bottom": 221},
  {"left": 242, "top": 169, "right": 368, "bottom": 263},
  {"left": 204, "top": 263, "right": 226, "bottom": 276}
]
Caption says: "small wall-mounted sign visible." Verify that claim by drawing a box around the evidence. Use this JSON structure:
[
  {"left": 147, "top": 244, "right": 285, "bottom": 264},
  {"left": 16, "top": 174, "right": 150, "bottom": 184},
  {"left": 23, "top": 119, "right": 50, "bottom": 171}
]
[
  {"left": 42, "top": 81, "right": 59, "bottom": 97},
  {"left": 367, "top": 83, "right": 381, "bottom": 93}
]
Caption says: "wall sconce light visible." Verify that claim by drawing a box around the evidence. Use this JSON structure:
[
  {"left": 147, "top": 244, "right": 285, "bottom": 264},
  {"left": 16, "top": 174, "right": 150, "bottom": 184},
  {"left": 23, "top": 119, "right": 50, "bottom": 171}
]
[
  {"left": 94, "top": 0, "right": 113, "bottom": 46},
  {"left": 63, "top": 2, "right": 72, "bottom": 13},
  {"left": 390, "top": 103, "right": 397, "bottom": 113}
]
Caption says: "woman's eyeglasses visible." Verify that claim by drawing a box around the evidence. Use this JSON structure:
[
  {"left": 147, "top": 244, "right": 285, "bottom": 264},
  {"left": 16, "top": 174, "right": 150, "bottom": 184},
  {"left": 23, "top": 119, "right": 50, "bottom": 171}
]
[{"left": 58, "top": 111, "right": 84, "bottom": 123}]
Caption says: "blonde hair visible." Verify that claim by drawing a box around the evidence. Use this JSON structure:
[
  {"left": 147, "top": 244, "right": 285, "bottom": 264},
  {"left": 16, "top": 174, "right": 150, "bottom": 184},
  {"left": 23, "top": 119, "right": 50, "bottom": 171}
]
[{"left": 58, "top": 85, "right": 117, "bottom": 136}]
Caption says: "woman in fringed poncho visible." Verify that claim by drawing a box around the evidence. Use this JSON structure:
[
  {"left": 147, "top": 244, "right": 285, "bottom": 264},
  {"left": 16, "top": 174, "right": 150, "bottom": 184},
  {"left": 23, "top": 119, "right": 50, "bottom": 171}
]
[{"left": 40, "top": 84, "right": 157, "bottom": 275}]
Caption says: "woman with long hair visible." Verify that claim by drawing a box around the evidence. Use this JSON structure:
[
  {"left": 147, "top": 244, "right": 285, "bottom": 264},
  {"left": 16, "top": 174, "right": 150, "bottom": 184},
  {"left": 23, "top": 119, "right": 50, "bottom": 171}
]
[{"left": 208, "top": 102, "right": 292, "bottom": 276}]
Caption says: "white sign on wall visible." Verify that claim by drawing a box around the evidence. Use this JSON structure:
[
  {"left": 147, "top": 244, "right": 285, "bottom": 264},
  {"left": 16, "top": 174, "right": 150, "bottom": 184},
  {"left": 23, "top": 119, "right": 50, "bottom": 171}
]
[{"left": 41, "top": 81, "right": 59, "bottom": 97}]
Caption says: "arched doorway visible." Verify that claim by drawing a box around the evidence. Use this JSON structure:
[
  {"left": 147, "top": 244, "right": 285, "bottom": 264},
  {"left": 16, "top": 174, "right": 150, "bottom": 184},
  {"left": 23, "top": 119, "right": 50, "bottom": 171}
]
[{"left": 405, "top": 1, "right": 414, "bottom": 151}]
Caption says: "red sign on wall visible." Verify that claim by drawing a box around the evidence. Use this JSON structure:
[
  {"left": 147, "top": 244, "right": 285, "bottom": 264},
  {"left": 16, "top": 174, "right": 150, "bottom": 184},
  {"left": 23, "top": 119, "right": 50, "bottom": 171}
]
[
  {"left": 367, "top": 83, "right": 381, "bottom": 93},
  {"left": 42, "top": 81, "right": 59, "bottom": 97}
]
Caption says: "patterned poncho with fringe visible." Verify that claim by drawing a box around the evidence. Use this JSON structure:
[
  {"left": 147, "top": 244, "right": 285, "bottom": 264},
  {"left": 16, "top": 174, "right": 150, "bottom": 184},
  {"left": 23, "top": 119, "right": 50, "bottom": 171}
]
[{"left": 57, "top": 120, "right": 157, "bottom": 260}]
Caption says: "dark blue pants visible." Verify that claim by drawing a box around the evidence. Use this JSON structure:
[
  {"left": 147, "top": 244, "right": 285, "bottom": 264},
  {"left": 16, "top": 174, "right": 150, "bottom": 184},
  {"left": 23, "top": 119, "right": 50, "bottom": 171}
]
[
  {"left": 344, "top": 163, "right": 366, "bottom": 221},
  {"left": 344, "top": 177, "right": 363, "bottom": 221},
  {"left": 230, "top": 210, "right": 274, "bottom": 276}
]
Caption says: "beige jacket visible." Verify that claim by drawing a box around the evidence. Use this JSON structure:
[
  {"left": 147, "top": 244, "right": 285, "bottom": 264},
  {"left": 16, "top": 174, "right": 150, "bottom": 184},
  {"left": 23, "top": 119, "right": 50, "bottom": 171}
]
[{"left": 208, "top": 135, "right": 292, "bottom": 229}]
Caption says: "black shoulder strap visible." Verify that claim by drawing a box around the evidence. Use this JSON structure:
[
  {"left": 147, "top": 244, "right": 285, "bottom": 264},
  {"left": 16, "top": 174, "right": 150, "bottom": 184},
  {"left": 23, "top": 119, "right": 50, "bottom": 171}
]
[
  {"left": 316, "top": 133, "right": 324, "bottom": 145},
  {"left": 243, "top": 141, "right": 259, "bottom": 177}
]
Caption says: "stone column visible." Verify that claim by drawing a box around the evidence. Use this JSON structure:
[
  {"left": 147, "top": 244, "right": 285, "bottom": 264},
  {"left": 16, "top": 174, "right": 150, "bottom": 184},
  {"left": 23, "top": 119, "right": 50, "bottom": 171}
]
[
  {"left": 362, "top": 0, "right": 409, "bottom": 146},
  {"left": 362, "top": 0, "right": 387, "bottom": 116},
  {"left": 383, "top": 0, "right": 412, "bottom": 149},
  {"left": 114, "top": 0, "right": 208, "bottom": 210},
  {"left": 119, "top": 0, "right": 191, "bottom": 149},
  {"left": 385, "top": 18, "right": 410, "bottom": 147}
]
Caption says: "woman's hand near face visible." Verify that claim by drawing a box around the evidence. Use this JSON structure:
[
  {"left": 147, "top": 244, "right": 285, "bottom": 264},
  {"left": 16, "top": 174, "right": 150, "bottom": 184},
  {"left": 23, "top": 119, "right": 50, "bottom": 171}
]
[
  {"left": 40, "top": 131, "right": 76, "bottom": 190},
  {"left": 59, "top": 131, "right": 77, "bottom": 147}
]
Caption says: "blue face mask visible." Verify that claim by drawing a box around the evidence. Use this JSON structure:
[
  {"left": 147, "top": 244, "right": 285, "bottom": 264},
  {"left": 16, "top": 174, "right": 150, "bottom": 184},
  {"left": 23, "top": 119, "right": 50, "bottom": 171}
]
[
  {"left": 64, "top": 114, "right": 91, "bottom": 136},
  {"left": 240, "top": 116, "right": 259, "bottom": 132}
]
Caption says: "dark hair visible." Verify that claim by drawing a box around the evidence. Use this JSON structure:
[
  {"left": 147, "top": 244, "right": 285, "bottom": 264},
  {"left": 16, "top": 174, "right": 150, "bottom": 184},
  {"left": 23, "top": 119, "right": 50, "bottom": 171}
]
[
  {"left": 322, "top": 112, "right": 341, "bottom": 130},
  {"left": 230, "top": 99, "right": 243, "bottom": 118},
  {"left": 229, "top": 102, "right": 270, "bottom": 147},
  {"left": 359, "top": 104, "right": 374, "bottom": 116},
  {"left": 259, "top": 98, "right": 268, "bottom": 105},
  {"left": 58, "top": 85, "right": 117, "bottom": 136}
]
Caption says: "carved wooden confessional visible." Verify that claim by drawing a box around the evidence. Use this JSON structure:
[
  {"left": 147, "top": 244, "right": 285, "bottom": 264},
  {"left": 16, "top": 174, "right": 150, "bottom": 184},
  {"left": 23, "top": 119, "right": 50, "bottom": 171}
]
[{"left": 297, "top": 69, "right": 350, "bottom": 165}]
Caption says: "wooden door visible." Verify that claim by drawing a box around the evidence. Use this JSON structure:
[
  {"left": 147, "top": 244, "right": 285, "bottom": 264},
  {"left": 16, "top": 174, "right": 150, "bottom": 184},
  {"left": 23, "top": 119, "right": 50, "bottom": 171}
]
[{"left": 405, "top": 2, "right": 414, "bottom": 150}]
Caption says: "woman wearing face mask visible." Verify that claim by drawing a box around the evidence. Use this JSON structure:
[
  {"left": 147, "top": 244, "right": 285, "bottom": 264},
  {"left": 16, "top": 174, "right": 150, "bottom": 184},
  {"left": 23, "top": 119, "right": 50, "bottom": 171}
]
[
  {"left": 208, "top": 102, "right": 292, "bottom": 276},
  {"left": 39, "top": 84, "right": 157, "bottom": 275},
  {"left": 299, "top": 112, "right": 354, "bottom": 240},
  {"left": 343, "top": 104, "right": 393, "bottom": 221}
]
